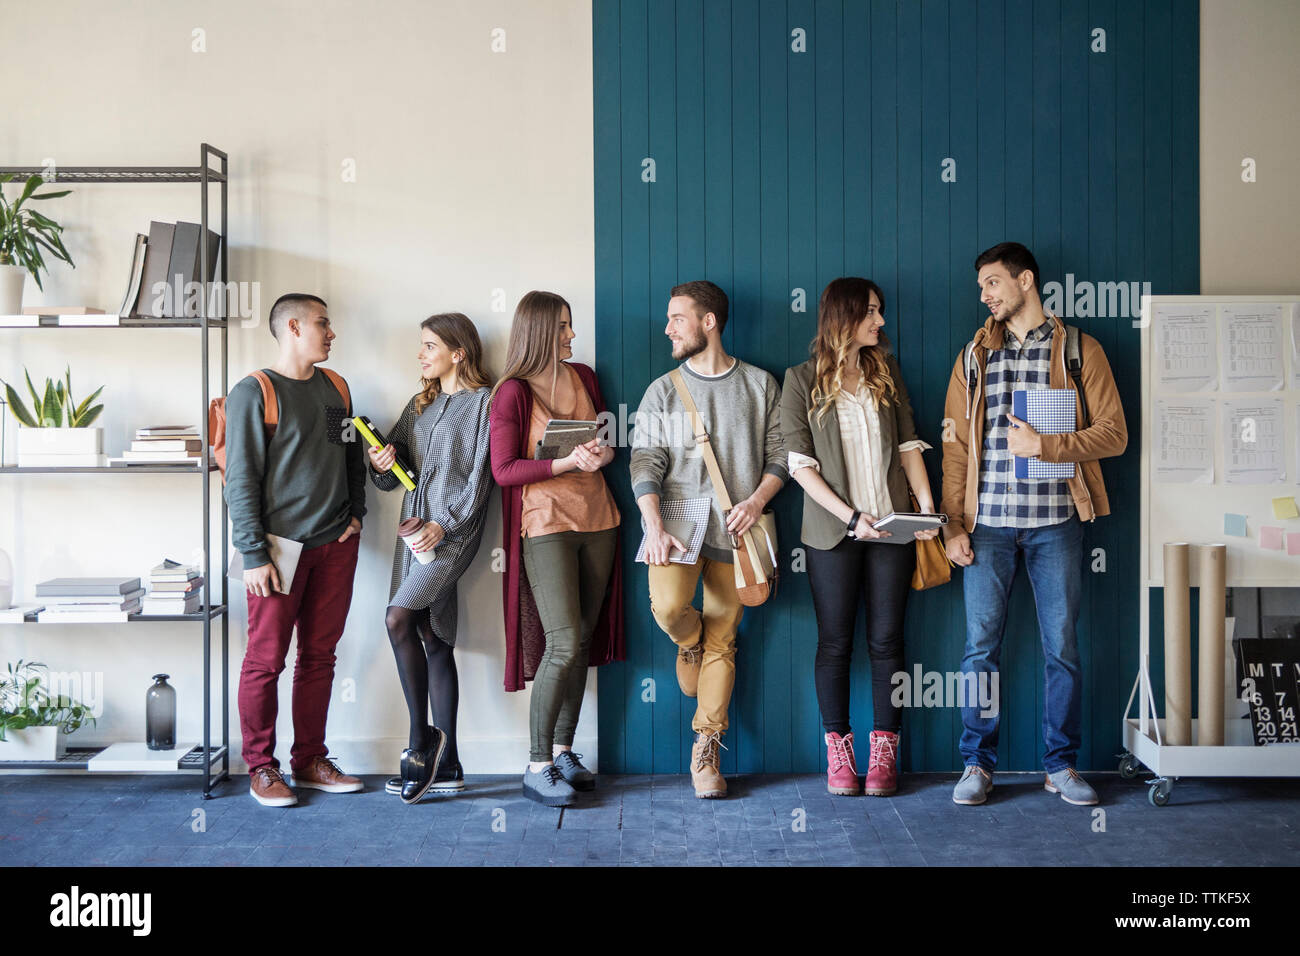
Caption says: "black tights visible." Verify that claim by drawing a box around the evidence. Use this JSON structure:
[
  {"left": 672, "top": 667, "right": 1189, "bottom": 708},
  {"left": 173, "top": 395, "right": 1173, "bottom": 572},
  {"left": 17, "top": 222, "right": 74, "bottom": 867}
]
[{"left": 385, "top": 605, "right": 459, "bottom": 765}]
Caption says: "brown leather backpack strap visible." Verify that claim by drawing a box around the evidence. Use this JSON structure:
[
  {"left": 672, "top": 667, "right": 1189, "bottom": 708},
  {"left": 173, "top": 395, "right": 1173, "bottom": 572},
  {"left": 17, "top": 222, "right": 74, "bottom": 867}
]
[
  {"left": 319, "top": 367, "right": 351, "bottom": 414},
  {"left": 250, "top": 370, "right": 278, "bottom": 430}
]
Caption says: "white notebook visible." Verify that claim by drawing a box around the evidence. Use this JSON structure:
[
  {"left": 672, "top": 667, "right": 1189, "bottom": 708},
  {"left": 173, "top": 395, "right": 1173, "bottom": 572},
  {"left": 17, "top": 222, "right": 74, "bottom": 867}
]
[{"left": 227, "top": 533, "right": 304, "bottom": 593}]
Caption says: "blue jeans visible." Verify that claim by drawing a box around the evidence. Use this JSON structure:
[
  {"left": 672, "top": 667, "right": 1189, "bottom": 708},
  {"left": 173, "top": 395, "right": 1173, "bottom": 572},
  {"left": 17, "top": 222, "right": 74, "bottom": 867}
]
[{"left": 959, "top": 517, "right": 1084, "bottom": 773}]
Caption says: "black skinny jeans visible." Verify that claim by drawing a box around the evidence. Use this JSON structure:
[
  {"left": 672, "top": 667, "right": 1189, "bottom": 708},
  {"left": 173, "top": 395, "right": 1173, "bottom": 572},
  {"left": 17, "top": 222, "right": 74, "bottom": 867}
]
[{"left": 806, "top": 537, "right": 916, "bottom": 735}]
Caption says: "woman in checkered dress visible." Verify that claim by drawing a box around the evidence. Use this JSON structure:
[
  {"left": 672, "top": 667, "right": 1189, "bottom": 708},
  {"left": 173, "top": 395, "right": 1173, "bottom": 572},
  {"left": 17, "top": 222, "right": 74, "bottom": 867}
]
[{"left": 367, "top": 312, "right": 494, "bottom": 803}]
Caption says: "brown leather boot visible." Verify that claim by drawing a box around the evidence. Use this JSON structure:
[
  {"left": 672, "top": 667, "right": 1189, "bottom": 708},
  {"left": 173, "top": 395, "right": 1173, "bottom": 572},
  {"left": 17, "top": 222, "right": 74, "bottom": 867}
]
[
  {"left": 675, "top": 641, "right": 703, "bottom": 697},
  {"left": 690, "top": 731, "right": 728, "bottom": 799},
  {"left": 249, "top": 766, "right": 298, "bottom": 807},
  {"left": 292, "top": 755, "right": 364, "bottom": 793}
]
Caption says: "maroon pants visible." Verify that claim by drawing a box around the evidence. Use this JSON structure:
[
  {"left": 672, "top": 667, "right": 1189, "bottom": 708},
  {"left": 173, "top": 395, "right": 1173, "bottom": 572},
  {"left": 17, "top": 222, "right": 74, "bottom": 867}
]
[{"left": 238, "top": 534, "right": 359, "bottom": 774}]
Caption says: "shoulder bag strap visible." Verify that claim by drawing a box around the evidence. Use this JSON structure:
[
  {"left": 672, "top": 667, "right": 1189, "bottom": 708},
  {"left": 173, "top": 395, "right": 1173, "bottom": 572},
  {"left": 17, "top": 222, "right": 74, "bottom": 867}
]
[{"left": 250, "top": 369, "right": 279, "bottom": 431}]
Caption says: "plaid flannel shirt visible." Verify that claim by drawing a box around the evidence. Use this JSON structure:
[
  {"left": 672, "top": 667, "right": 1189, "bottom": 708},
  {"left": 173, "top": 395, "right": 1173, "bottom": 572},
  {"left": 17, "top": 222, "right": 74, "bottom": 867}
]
[{"left": 976, "top": 318, "right": 1076, "bottom": 528}]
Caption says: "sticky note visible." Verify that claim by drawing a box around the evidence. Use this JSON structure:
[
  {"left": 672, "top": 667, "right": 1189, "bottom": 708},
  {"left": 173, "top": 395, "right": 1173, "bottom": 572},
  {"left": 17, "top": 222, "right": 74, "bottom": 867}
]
[
  {"left": 1224, "top": 513, "right": 1248, "bottom": 537},
  {"left": 1288, "top": 533, "right": 1300, "bottom": 557},
  {"left": 1260, "top": 526, "right": 1284, "bottom": 550},
  {"left": 1272, "top": 496, "right": 1300, "bottom": 520}
]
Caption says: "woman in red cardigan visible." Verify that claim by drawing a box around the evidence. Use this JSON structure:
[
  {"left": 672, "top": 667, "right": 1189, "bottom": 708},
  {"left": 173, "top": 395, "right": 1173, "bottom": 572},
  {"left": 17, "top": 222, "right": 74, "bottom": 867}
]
[{"left": 489, "top": 291, "right": 625, "bottom": 807}]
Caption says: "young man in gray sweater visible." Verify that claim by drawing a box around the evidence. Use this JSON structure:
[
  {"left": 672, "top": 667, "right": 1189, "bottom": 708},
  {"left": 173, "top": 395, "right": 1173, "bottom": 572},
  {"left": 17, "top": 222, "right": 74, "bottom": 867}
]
[
  {"left": 631, "top": 280, "right": 787, "bottom": 798},
  {"left": 225, "top": 293, "right": 367, "bottom": 807}
]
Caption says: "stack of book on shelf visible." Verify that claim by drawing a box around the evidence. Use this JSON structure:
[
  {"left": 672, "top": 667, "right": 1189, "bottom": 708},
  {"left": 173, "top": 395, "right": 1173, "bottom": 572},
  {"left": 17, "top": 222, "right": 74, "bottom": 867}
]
[
  {"left": 140, "top": 561, "right": 204, "bottom": 616},
  {"left": 109, "top": 425, "right": 203, "bottom": 467},
  {"left": 35, "top": 578, "right": 143, "bottom": 623}
]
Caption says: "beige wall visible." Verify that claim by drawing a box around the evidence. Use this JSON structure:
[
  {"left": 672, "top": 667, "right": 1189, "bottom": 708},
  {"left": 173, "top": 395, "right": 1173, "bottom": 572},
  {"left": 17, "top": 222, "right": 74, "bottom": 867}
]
[
  {"left": 0, "top": 0, "right": 595, "bottom": 773},
  {"left": 1200, "top": 0, "right": 1300, "bottom": 293}
]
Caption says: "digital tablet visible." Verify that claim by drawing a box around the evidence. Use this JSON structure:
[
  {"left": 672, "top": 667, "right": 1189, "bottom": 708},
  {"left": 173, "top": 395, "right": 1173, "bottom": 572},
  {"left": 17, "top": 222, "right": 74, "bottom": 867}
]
[{"left": 870, "top": 511, "right": 947, "bottom": 542}]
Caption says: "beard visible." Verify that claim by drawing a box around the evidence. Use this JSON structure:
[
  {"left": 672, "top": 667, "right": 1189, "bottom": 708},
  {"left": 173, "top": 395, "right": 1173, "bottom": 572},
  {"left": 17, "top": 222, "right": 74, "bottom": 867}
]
[
  {"left": 991, "top": 288, "right": 1026, "bottom": 323},
  {"left": 671, "top": 328, "right": 708, "bottom": 361}
]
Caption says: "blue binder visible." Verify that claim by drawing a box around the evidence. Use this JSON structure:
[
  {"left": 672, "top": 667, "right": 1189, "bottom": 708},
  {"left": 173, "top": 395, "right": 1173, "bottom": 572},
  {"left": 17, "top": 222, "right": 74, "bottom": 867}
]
[{"left": 1012, "top": 389, "right": 1077, "bottom": 480}]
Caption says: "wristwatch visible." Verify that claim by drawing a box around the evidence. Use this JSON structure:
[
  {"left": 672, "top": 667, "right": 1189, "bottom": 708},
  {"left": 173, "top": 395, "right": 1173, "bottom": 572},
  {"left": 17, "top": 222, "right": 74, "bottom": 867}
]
[{"left": 846, "top": 511, "right": 862, "bottom": 538}]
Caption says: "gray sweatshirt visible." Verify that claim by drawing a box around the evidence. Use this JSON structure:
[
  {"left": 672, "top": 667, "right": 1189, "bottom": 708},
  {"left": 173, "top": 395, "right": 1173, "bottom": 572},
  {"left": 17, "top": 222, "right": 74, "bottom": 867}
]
[
  {"left": 224, "top": 368, "right": 366, "bottom": 569},
  {"left": 630, "top": 358, "right": 787, "bottom": 562}
]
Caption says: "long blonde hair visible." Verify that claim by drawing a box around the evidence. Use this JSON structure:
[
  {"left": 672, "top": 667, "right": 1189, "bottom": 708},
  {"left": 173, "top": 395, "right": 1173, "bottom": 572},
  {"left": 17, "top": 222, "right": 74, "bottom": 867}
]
[
  {"left": 415, "top": 312, "right": 493, "bottom": 413},
  {"left": 809, "top": 277, "right": 897, "bottom": 425},
  {"left": 490, "top": 290, "right": 572, "bottom": 405}
]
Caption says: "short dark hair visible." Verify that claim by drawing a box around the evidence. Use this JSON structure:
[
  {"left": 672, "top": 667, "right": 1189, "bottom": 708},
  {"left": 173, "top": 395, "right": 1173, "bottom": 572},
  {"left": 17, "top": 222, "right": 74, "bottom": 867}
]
[
  {"left": 671, "top": 280, "right": 729, "bottom": 334},
  {"left": 974, "top": 242, "right": 1041, "bottom": 293},
  {"left": 268, "top": 293, "right": 328, "bottom": 339}
]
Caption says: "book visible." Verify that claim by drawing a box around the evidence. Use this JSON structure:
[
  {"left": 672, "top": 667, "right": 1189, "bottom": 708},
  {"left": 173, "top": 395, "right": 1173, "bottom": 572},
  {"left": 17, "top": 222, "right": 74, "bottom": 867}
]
[
  {"left": 135, "top": 221, "right": 175, "bottom": 317},
  {"left": 352, "top": 416, "right": 417, "bottom": 491},
  {"left": 38, "top": 609, "right": 133, "bottom": 623},
  {"left": 15, "top": 453, "right": 108, "bottom": 467},
  {"left": 120, "top": 449, "right": 200, "bottom": 461},
  {"left": 635, "top": 497, "right": 711, "bottom": 565},
  {"left": 534, "top": 419, "right": 600, "bottom": 461},
  {"left": 21, "top": 306, "right": 105, "bottom": 314},
  {"left": 0, "top": 314, "right": 41, "bottom": 327},
  {"left": 108, "top": 457, "right": 201, "bottom": 468},
  {"left": 1011, "top": 388, "right": 1078, "bottom": 480},
  {"left": 227, "top": 534, "right": 303, "bottom": 593},
  {"left": 151, "top": 578, "right": 203, "bottom": 593},
  {"left": 130, "top": 439, "right": 201, "bottom": 452},
  {"left": 150, "top": 560, "right": 199, "bottom": 579},
  {"left": 136, "top": 425, "right": 198, "bottom": 437},
  {"left": 116, "top": 232, "right": 148, "bottom": 318},
  {"left": 165, "top": 221, "right": 222, "bottom": 318},
  {"left": 45, "top": 588, "right": 146, "bottom": 609},
  {"left": 35, "top": 577, "right": 142, "bottom": 597},
  {"left": 140, "top": 597, "right": 202, "bottom": 616}
]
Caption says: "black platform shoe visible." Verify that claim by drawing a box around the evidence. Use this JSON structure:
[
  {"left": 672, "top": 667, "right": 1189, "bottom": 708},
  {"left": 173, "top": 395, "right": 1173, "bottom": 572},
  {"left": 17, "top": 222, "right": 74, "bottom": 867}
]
[
  {"left": 398, "top": 725, "right": 446, "bottom": 805},
  {"left": 387, "top": 759, "right": 465, "bottom": 796}
]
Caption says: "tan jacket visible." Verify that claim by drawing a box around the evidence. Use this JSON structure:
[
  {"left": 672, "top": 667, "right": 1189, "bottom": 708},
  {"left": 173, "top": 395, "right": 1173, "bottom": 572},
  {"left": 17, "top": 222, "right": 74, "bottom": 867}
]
[{"left": 940, "top": 313, "right": 1128, "bottom": 538}]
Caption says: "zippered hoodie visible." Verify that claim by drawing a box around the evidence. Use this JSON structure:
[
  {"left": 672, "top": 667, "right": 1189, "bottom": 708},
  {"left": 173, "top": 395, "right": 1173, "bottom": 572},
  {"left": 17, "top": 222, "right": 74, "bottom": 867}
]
[{"left": 940, "top": 312, "right": 1128, "bottom": 538}]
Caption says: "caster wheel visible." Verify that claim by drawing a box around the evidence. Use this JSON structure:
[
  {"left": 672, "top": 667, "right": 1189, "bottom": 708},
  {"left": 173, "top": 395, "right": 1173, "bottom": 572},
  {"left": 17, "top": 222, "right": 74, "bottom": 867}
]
[
  {"left": 1148, "top": 780, "right": 1172, "bottom": 806},
  {"left": 1118, "top": 754, "right": 1141, "bottom": 779}
]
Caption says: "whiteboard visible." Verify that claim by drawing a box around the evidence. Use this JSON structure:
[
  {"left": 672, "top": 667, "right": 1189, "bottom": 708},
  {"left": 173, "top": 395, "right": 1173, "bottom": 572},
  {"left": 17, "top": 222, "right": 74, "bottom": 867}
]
[{"left": 1141, "top": 295, "right": 1300, "bottom": 587}]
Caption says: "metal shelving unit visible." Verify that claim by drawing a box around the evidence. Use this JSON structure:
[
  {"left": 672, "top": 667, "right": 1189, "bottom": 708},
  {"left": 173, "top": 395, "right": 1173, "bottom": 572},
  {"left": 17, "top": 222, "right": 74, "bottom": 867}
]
[{"left": 0, "top": 144, "right": 231, "bottom": 797}]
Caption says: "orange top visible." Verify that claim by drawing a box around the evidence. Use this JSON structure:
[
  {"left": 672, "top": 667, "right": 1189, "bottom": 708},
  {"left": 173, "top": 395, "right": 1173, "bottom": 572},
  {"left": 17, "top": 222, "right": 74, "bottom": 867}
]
[{"left": 520, "top": 367, "right": 621, "bottom": 538}]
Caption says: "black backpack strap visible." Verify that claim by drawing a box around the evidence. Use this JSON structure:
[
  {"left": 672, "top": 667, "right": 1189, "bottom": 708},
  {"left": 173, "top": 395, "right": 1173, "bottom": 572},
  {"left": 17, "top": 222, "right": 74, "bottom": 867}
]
[{"left": 1065, "top": 325, "right": 1090, "bottom": 429}]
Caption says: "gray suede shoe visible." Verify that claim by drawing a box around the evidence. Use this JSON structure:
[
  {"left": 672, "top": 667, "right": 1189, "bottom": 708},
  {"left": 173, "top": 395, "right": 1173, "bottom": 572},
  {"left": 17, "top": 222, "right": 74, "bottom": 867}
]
[
  {"left": 552, "top": 751, "right": 595, "bottom": 792},
  {"left": 1044, "top": 767, "right": 1099, "bottom": 805},
  {"left": 952, "top": 765, "right": 994, "bottom": 805},
  {"left": 522, "top": 764, "right": 576, "bottom": 807}
]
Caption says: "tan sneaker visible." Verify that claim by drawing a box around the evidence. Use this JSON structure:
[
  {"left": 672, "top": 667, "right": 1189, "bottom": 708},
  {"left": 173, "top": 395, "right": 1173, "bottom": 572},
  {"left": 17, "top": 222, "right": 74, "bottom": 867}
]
[
  {"left": 249, "top": 766, "right": 298, "bottom": 807},
  {"left": 676, "top": 642, "right": 703, "bottom": 697},
  {"left": 691, "top": 731, "right": 728, "bottom": 799},
  {"left": 292, "top": 755, "right": 364, "bottom": 793}
]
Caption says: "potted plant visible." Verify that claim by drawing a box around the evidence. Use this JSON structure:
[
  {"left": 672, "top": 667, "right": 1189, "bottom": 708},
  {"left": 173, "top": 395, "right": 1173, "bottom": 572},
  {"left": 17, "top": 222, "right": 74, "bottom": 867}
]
[
  {"left": 1, "top": 366, "right": 105, "bottom": 464},
  {"left": 0, "top": 174, "right": 75, "bottom": 315},
  {"left": 0, "top": 660, "right": 97, "bottom": 761}
]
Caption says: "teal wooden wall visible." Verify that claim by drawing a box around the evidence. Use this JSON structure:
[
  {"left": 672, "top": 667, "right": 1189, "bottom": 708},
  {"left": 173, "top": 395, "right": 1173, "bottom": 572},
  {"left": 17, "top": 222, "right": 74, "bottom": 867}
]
[{"left": 593, "top": 0, "right": 1199, "bottom": 773}]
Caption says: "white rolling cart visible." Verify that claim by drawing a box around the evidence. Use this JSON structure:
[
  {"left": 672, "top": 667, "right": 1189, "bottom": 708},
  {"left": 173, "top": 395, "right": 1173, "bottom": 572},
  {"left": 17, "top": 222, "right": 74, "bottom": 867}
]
[{"left": 1124, "top": 294, "right": 1300, "bottom": 805}]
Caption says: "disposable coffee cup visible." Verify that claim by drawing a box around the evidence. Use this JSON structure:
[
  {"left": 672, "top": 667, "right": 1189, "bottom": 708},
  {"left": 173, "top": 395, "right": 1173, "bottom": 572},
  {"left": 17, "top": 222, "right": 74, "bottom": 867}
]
[{"left": 398, "top": 517, "right": 436, "bottom": 565}]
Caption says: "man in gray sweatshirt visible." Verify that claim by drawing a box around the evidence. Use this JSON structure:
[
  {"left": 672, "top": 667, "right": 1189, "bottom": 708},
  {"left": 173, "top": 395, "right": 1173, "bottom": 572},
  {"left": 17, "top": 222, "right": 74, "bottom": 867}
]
[
  {"left": 225, "top": 293, "right": 367, "bottom": 807},
  {"left": 631, "top": 281, "right": 787, "bottom": 798}
]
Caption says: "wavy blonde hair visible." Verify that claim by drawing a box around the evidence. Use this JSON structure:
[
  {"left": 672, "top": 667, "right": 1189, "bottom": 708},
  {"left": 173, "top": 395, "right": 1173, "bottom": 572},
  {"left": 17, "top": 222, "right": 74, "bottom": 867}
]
[
  {"left": 415, "top": 312, "right": 492, "bottom": 414},
  {"left": 809, "top": 277, "right": 897, "bottom": 425}
]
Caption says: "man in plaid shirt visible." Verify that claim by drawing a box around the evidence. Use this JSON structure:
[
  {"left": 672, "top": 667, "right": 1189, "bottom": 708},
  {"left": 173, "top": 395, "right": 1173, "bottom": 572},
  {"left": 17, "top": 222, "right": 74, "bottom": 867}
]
[{"left": 940, "top": 242, "right": 1128, "bottom": 808}]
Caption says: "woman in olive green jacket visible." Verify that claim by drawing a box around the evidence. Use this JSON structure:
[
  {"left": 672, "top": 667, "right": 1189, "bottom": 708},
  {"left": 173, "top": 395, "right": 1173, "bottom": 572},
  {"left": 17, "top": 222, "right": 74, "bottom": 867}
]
[{"left": 781, "top": 277, "right": 939, "bottom": 798}]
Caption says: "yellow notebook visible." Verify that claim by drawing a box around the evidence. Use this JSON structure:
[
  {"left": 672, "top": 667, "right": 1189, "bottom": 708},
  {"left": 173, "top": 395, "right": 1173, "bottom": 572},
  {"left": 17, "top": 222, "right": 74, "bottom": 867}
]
[{"left": 352, "top": 416, "right": 417, "bottom": 491}]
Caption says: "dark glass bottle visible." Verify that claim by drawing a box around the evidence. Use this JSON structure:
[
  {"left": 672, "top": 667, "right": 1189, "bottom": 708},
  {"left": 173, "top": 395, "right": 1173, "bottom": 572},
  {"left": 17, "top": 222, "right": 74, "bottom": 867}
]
[{"left": 146, "top": 674, "right": 176, "bottom": 750}]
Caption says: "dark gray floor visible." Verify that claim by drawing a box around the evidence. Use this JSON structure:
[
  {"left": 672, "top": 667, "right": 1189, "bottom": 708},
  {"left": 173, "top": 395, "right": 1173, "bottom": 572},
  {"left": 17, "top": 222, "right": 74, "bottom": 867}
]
[{"left": 2, "top": 771, "right": 1297, "bottom": 866}]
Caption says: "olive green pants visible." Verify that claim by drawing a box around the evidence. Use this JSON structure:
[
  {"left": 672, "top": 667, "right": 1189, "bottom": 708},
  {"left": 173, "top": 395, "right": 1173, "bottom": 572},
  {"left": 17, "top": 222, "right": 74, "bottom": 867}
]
[{"left": 522, "top": 528, "right": 617, "bottom": 763}]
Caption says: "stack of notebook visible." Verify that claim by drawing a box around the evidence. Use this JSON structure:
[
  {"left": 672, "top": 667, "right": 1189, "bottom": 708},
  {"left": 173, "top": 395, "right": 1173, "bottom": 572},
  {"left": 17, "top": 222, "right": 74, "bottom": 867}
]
[
  {"left": 140, "top": 561, "right": 204, "bottom": 616},
  {"left": 35, "top": 578, "right": 143, "bottom": 623},
  {"left": 110, "top": 425, "right": 203, "bottom": 466}
]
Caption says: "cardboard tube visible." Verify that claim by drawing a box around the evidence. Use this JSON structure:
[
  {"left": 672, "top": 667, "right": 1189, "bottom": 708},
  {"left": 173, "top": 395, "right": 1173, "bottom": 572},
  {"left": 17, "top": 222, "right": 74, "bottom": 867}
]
[
  {"left": 1197, "top": 544, "right": 1227, "bottom": 745},
  {"left": 1163, "top": 543, "right": 1192, "bottom": 745}
]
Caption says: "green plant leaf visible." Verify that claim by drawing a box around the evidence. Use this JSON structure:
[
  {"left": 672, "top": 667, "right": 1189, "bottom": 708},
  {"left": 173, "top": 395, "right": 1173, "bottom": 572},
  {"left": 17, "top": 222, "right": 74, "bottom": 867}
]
[
  {"left": 24, "top": 369, "right": 43, "bottom": 424},
  {"left": 73, "top": 385, "right": 103, "bottom": 421},
  {"left": 2, "top": 382, "right": 38, "bottom": 427},
  {"left": 40, "top": 378, "right": 58, "bottom": 427},
  {"left": 27, "top": 189, "right": 72, "bottom": 201},
  {"left": 75, "top": 404, "right": 103, "bottom": 428}
]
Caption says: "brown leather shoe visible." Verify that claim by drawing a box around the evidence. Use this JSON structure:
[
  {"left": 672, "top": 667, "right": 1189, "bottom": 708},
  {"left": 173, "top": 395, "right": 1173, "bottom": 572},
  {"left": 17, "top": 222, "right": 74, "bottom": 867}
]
[
  {"left": 292, "top": 755, "right": 364, "bottom": 793},
  {"left": 676, "top": 641, "right": 703, "bottom": 697},
  {"left": 249, "top": 766, "right": 298, "bottom": 807},
  {"left": 691, "top": 731, "right": 728, "bottom": 799}
]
